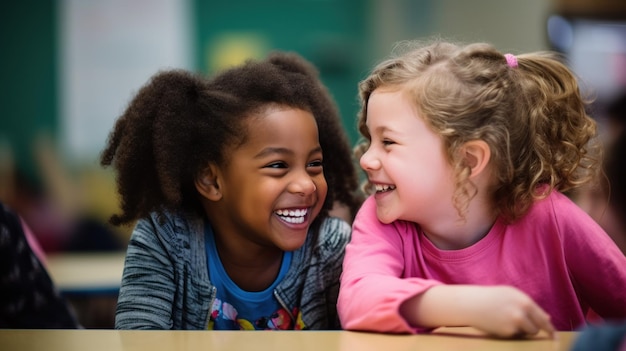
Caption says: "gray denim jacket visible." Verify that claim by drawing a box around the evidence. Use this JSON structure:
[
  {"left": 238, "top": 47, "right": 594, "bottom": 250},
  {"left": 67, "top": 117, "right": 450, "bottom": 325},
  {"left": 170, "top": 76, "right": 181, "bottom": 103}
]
[{"left": 114, "top": 210, "right": 350, "bottom": 330}]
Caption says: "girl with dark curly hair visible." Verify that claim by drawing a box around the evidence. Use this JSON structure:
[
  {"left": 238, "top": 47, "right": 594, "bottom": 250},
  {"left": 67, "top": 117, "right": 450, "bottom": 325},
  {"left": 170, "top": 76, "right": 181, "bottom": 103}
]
[{"left": 101, "top": 52, "right": 361, "bottom": 330}]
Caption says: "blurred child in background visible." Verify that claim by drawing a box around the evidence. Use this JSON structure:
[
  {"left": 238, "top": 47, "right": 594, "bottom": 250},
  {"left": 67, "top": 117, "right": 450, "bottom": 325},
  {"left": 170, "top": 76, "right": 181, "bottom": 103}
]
[{"left": 0, "top": 201, "right": 79, "bottom": 328}]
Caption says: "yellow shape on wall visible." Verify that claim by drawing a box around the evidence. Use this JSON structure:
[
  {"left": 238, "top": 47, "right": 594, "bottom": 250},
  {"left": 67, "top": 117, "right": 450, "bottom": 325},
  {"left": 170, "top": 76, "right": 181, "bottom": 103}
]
[{"left": 207, "top": 33, "right": 270, "bottom": 72}]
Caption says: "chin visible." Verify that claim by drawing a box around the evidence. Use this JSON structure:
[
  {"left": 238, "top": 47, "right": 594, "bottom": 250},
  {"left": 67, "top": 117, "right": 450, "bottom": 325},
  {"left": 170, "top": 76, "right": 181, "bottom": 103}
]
[
  {"left": 281, "top": 243, "right": 306, "bottom": 252},
  {"left": 376, "top": 209, "right": 398, "bottom": 224},
  {"left": 279, "top": 236, "right": 308, "bottom": 252}
]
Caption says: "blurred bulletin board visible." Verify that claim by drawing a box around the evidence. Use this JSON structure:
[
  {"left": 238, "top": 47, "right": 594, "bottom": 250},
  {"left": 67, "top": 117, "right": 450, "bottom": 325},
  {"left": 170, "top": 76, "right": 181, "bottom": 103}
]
[
  {"left": 548, "top": 16, "right": 626, "bottom": 102},
  {"left": 192, "top": 0, "right": 372, "bottom": 145},
  {"left": 59, "top": 0, "right": 193, "bottom": 162},
  {"left": 1, "top": 1, "right": 193, "bottom": 184}
]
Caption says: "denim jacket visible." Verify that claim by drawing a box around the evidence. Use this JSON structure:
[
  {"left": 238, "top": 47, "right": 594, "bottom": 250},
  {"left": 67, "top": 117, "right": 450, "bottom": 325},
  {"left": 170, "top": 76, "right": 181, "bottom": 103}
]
[{"left": 114, "top": 210, "right": 350, "bottom": 330}]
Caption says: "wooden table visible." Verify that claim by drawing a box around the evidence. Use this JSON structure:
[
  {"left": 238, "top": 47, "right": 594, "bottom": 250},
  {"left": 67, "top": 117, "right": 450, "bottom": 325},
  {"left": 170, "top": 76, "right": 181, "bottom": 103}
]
[
  {"left": 0, "top": 328, "right": 578, "bottom": 351},
  {"left": 46, "top": 252, "right": 126, "bottom": 296}
]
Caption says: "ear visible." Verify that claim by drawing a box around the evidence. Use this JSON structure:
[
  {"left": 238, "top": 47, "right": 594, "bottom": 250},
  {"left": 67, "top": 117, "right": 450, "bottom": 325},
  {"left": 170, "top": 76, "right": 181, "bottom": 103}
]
[
  {"left": 195, "top": 164, "right": 222, "bottom": 201},
  {"left": 461, "top": 140, "right": 491, "bottom": 178}
]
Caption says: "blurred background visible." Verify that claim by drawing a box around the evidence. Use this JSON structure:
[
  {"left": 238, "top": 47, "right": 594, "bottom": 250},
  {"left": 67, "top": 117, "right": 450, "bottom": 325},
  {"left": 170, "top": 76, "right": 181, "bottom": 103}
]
[{"left": 1, "top": 0, "right": 625, "bottom": 328}]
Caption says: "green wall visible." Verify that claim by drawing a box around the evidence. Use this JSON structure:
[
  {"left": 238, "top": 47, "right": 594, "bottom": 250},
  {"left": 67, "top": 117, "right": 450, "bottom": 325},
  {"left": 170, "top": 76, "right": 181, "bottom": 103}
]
[
  {"left": 0, "top": 1, "right": 58, "bottom": 184},
  {"left": 0, "top": 0, "right": 370, "bottom": 186},
  {"left": 192, "top": 0, "right": 371, "bottom": 145}
]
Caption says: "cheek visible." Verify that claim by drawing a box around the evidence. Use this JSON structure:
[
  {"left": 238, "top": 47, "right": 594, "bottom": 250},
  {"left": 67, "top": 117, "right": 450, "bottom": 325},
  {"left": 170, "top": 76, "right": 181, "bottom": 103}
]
[
  {"left": 384, "top": 156, "right": 406, "bottom": 177},
  {"left": 317, "top": 177, "right": 329, "bottom": 198}
]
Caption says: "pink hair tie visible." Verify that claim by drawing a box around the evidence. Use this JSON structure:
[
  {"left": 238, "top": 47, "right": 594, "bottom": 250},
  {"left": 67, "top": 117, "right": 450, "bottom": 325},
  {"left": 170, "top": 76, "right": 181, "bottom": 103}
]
[{"left": 504, "top": 53, "right": 518, "bottom": 68}]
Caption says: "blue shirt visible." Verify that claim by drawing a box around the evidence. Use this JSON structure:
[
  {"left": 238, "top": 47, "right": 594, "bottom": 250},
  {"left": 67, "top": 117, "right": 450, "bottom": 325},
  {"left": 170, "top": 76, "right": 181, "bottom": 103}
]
[{"left": 205, "top": 224, "right": 293, "bottom": 330}]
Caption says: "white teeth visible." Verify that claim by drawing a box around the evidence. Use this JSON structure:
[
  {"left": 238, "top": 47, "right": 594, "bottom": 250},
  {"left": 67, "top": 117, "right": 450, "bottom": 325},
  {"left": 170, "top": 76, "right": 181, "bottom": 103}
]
[
  {"left": 281, "top": 216, "right": 305, "bottom": 224},
  {"left": 275, "top": 209, "right": 307, "bottom": 216},
  {"left": 374, "top": 184, "right": 396, "bottom": 192},
  {"left": 275, "top": 208, "right": 308, "bottom": 224}
]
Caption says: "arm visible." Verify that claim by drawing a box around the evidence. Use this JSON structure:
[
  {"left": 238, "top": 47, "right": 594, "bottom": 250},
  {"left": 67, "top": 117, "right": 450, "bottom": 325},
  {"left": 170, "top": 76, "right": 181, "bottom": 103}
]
[
  {"left": 338, "top": 197, "right": 554, "bottom": 337},
  {"left": 115, "top": 216, "right": 177, "bottom": 329},
  {"left": 337, "top": 197, "right": 440, "bottom": 333}
]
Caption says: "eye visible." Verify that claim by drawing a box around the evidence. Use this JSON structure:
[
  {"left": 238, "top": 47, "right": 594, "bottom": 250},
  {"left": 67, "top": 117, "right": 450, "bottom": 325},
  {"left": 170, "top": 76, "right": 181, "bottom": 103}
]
[
  {"left": 382, "top": 138, "right": 396, "bottom": 146},
  {"left": 307, "top": 159, "right": 323, "bottom": 175},
  {"left": 265, "top": 161, "right": 288, "bottom": 169},
  {"left": 307, "top": 159, "right": 323, "bottom": 168}
]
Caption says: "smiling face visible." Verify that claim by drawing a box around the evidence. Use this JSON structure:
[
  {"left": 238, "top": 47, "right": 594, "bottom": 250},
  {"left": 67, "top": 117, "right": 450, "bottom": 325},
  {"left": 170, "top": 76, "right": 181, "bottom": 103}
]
[
  {"left": 206, "top": 106, "right": 327, "bottom": 253},
  {"left": 359, "top": 88, "right": 457, "bottom": 225}
]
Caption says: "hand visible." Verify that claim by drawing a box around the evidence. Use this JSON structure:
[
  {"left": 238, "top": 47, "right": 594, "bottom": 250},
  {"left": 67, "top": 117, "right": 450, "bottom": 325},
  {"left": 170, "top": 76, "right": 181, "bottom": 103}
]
[{"left": 466, "top": 285, "right": 555, "bottom": 338}]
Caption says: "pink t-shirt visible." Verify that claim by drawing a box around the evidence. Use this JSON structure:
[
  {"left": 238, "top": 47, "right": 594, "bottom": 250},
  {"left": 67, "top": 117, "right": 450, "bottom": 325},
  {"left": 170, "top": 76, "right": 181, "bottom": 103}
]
[{"left": 338, "top": 191, "right": 626, "bottom": 333}]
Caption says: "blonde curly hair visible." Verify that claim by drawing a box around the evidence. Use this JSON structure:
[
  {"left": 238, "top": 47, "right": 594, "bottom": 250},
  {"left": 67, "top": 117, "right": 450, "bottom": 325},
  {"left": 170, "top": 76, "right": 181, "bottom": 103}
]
[{"left": 356, "top": 39, "right": 601, "bottom": 222}]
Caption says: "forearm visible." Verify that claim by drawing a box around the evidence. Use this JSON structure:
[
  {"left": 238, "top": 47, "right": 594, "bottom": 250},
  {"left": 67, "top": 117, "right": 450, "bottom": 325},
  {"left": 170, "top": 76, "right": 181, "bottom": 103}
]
[
  {"left": 399, "top": 284, "right": 555, "bottom": 338},
  {"left": 399, "top": 285, "right": 478, "bottom": 328}
]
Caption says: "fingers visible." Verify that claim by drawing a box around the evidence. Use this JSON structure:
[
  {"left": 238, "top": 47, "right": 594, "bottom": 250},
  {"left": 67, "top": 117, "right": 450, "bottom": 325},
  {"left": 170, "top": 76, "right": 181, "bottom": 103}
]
[
  {"left": 528, "top": 307, "right": 556, "bottom": 339},
  {"left": 511, "top": 305, "right": 555, "bottom": 339},
  {"left": 516, "top": 314, "right": 540, "bottom": 337},
  {"left": 502, "top": 290, "right": 556, "bottom": 339},
  {"left": 473, "top": 286, "right": 557, "bottom": 339}
]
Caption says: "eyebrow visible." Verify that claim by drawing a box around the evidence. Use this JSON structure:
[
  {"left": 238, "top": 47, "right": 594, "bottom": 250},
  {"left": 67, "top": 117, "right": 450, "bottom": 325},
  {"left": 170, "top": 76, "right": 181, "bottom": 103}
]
[
  {"left": 254, "top": 146, "right": 323, "bottom": 159},
  {"left": 370, "top": 125, "right": 394, "bottom": 135}
]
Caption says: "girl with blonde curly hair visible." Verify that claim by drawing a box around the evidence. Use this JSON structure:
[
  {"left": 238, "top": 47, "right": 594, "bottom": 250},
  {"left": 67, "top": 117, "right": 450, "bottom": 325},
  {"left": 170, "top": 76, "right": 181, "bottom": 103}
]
[{"left": 338, "top": 39, "right": 626, "bottom": 338}]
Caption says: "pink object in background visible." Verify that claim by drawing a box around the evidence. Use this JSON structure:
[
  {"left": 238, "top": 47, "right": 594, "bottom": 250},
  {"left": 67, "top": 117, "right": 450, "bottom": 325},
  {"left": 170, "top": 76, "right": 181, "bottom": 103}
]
[{"left": 20, "top": 217, "right": 47, "bottom": 266}]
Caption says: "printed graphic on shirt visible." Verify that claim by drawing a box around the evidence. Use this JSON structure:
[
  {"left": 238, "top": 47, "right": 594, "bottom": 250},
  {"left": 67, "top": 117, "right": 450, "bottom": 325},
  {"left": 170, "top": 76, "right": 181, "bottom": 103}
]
[{"left": 207, "top": 298, "right": 306, "bottom": 330}]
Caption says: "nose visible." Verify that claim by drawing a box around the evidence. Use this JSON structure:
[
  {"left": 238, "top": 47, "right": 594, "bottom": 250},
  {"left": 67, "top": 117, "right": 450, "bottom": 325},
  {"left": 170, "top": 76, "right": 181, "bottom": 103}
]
[
  {"left": 359, "top": 147, "right": 381, "bottom": 171},
  {"left": 288, "top": 173, "right": 317, "bottom": 196}
]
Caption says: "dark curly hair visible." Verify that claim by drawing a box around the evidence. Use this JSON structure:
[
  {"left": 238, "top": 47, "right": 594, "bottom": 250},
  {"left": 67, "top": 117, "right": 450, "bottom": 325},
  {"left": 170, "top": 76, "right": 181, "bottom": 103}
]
[{"left": 101, "top": 51, "right": 361, "bottom": 227}]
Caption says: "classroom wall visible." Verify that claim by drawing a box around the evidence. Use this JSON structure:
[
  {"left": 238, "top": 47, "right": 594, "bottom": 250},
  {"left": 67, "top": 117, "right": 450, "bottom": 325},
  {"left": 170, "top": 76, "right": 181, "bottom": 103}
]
[
  {"left": 0, "top": 1, "right": 58, "bottom": 184},
  {"left": 1, "top": 0, "right": 624, "bottom": 247},
  {"left": 369, "top": 0, "right": 553, "bottom": 61},
  {"left": 192, "top": 0, "right": 371, "bottom": 145},
  {"left": 0, "top": 0, "right": 558, "bottom": 187}
]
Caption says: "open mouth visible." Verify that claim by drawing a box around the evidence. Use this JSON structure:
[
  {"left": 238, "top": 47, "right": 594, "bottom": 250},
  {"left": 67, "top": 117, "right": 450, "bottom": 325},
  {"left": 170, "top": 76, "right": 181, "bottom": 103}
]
[
  {"left": 374, "top": 184, "right": 396, "bottom": 193},
  {"left": 274, "top": 208, "right": 308, "bottom": 224}
]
